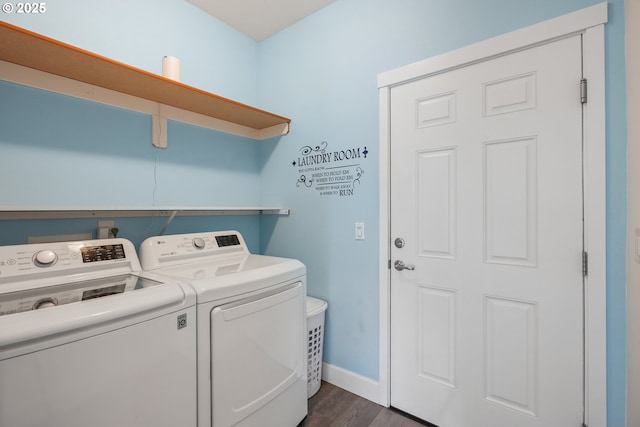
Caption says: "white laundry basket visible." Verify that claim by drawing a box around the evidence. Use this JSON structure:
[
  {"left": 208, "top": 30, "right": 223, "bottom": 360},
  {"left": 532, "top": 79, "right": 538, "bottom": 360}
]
[{"left": 306, "top": 296, "right": 328, "bottom": 398}]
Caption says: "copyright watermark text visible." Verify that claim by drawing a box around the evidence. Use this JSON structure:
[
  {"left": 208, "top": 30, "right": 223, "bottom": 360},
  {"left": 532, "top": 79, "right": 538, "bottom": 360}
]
[{"left": 2, "top": 3, "right": 47, "bottom": 13}]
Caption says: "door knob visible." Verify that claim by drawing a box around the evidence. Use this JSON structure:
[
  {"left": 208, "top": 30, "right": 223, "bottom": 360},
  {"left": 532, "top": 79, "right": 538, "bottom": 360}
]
[{"left": 394, "top": 260, "right": 415, "bottom": 271}]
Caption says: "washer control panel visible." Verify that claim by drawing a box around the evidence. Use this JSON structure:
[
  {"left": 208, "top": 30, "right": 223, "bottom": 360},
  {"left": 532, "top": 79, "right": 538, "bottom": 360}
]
[
  {"left": 80, "top": 244, "right": 126, "bottom": 263},
  {"left": 0, "top": 239, "right": 136, "bottom": 281}
]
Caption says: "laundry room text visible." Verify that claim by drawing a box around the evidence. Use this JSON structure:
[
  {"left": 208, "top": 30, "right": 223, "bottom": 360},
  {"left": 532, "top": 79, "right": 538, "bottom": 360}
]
[{"left": 293, "top": 141, "right": 368, "bottom": 197}]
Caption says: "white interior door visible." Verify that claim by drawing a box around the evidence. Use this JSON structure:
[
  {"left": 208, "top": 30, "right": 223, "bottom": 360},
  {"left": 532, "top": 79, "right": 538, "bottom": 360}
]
[{"left": 390, "top": 35, "right": 584, "bottom": 427}]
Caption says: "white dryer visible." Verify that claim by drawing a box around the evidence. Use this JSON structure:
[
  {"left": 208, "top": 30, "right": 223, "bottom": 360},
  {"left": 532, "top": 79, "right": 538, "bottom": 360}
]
[
  {"left": 0, "top": 238, "right": 197, "bottom": 427},
  {"left": 139, "top": 230, "right": 307, "bottom": 427}
]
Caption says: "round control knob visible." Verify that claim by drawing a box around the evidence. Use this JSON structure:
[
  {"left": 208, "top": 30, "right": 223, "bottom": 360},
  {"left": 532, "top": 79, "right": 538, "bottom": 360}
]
[
  {"left": 192, "top": 237, "right": 205, "bottom": 250},
  {"left": 34, "top": 250, "right": 57, "bottom": 267},
  {"left": 33, "top": 298, "right": 58, "bottom": 310}
]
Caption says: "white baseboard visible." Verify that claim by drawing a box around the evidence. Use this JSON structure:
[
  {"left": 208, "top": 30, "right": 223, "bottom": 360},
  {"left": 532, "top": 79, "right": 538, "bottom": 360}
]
[{"left": 321, "top": 362, "right": 383, "bottom": 405}]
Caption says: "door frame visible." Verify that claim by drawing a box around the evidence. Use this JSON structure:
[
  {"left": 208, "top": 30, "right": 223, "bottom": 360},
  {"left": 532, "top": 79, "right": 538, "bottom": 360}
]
[{"left": 377, "top": 3, "right": 607, "bottom": 426}]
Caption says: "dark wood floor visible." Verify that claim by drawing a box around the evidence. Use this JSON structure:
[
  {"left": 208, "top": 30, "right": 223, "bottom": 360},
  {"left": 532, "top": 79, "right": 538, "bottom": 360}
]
[{"left": 298, "top": 381, "right": 435, "bottom": 427}]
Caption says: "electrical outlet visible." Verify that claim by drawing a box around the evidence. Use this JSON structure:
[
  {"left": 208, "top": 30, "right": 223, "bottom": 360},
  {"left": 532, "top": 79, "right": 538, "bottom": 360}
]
[{"left": 98, "top": 220, "right": 116, "bottom": 239}]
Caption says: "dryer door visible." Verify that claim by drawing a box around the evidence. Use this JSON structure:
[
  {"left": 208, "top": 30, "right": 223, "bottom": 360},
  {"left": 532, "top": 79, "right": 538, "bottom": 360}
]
[{"left": 211, "top": 282, "right": 306, "bottom": 427}]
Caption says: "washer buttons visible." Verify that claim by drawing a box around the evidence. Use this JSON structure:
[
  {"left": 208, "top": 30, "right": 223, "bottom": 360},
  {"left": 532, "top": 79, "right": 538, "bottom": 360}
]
[{"left": 34, "top": 250, "right": 57, "bottom": 267}]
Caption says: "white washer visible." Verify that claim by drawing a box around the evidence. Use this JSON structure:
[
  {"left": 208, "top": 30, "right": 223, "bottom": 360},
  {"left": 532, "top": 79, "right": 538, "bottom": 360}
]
[
  {"left": 0, "top": 238, "right": 197, "bottom": 427},
  {"left": 139, "top": 230, "right": 307, "bottom": 427}
]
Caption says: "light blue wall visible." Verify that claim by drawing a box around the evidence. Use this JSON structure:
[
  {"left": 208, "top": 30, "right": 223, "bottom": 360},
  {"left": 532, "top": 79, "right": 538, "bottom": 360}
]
[
  {"left": 0, "top": 215, "right": 263, "bottom": 253},
  {"left": 0, "top": 0, "right": 265, "bottom": 248},
  {"left": 0, "top": 1, "right": 628, "bottom": 425},
  {"left": 257, "top": 1, "right": 627, "bottom": 425},
  {"left": 0, "top": 78, "right": 265, "bottom": 245},
  {"left": 2, "top": 0, "right": 260, "bottom": 104}
]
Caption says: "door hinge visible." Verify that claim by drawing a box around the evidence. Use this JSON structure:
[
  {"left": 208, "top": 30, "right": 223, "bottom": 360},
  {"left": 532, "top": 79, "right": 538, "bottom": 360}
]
[
  {"left": 580, "top": 78, "right": 588, "bottom": 104},
  {"left": 582, "top": 251, "right": 588, "bottom": 277}
]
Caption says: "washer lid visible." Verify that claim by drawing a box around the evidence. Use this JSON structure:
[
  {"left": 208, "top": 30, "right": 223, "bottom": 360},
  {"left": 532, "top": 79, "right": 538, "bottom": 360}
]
[
  {"left": 0, "top": 272, "right": 193, "bottom": 349},
  {"left": 0, "top": 274, "right": 162, "bottom": 316}
]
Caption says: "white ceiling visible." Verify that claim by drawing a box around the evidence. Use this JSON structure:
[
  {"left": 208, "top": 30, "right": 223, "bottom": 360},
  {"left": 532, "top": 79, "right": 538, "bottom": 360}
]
[{"left": 187, "top": 0, "right": 336, "bottom": 41}]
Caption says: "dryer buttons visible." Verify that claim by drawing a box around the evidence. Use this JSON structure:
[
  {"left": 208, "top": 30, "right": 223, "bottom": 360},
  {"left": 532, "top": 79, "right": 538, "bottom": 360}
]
[{"left": 192, "top": 238, "right": 206, "bottom": 250}]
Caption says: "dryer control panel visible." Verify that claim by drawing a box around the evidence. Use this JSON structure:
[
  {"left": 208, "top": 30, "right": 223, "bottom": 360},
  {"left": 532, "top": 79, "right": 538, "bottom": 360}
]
[{"left": 139, "top": 230, "right": 249, "bottom": 270}]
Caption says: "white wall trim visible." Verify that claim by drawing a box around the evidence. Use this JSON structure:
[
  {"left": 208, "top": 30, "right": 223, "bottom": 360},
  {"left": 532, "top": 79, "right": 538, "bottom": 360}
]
[
  {"left": 378, "top": 85, "right": 392, "bottom": 407},
  {"left": 378, "top": 3, "right": 608, "bottom": 426},
  {"left": 321, "top": 362, "right": 382, "bottom": 404},
  {"left": 582, "top": 22, "right": 608, "bottom": 427},
  {"left": 627, "top": 0, "right": 640, "bottom": 424},
  {"left": 378, "top": 2, "right": 607, "bottom": 89}
]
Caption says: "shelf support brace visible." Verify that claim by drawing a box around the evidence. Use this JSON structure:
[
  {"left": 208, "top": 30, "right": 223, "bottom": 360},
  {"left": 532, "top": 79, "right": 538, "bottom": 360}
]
[
  {"left": 159, "top": 210, "right": 179, "bottom": 235},
  {"left": 259, "top": 122, "right": 290, "bottom": 139}
]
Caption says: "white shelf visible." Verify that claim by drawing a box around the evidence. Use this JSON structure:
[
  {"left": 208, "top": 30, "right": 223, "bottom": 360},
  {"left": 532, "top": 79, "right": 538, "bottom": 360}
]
[{"left": 0, "top": 207, "right": 290, "bottom": 220}]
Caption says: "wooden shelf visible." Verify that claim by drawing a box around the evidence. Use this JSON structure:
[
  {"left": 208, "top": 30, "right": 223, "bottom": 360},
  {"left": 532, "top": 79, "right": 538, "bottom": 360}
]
[{"left": 0, "top": 21, "right": 290, "bottom": 138}]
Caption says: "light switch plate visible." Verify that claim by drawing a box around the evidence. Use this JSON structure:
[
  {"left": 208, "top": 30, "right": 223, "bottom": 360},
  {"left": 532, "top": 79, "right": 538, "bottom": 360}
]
[{"left": 355, "top": 222, "right": 365, "bottom": 240}]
